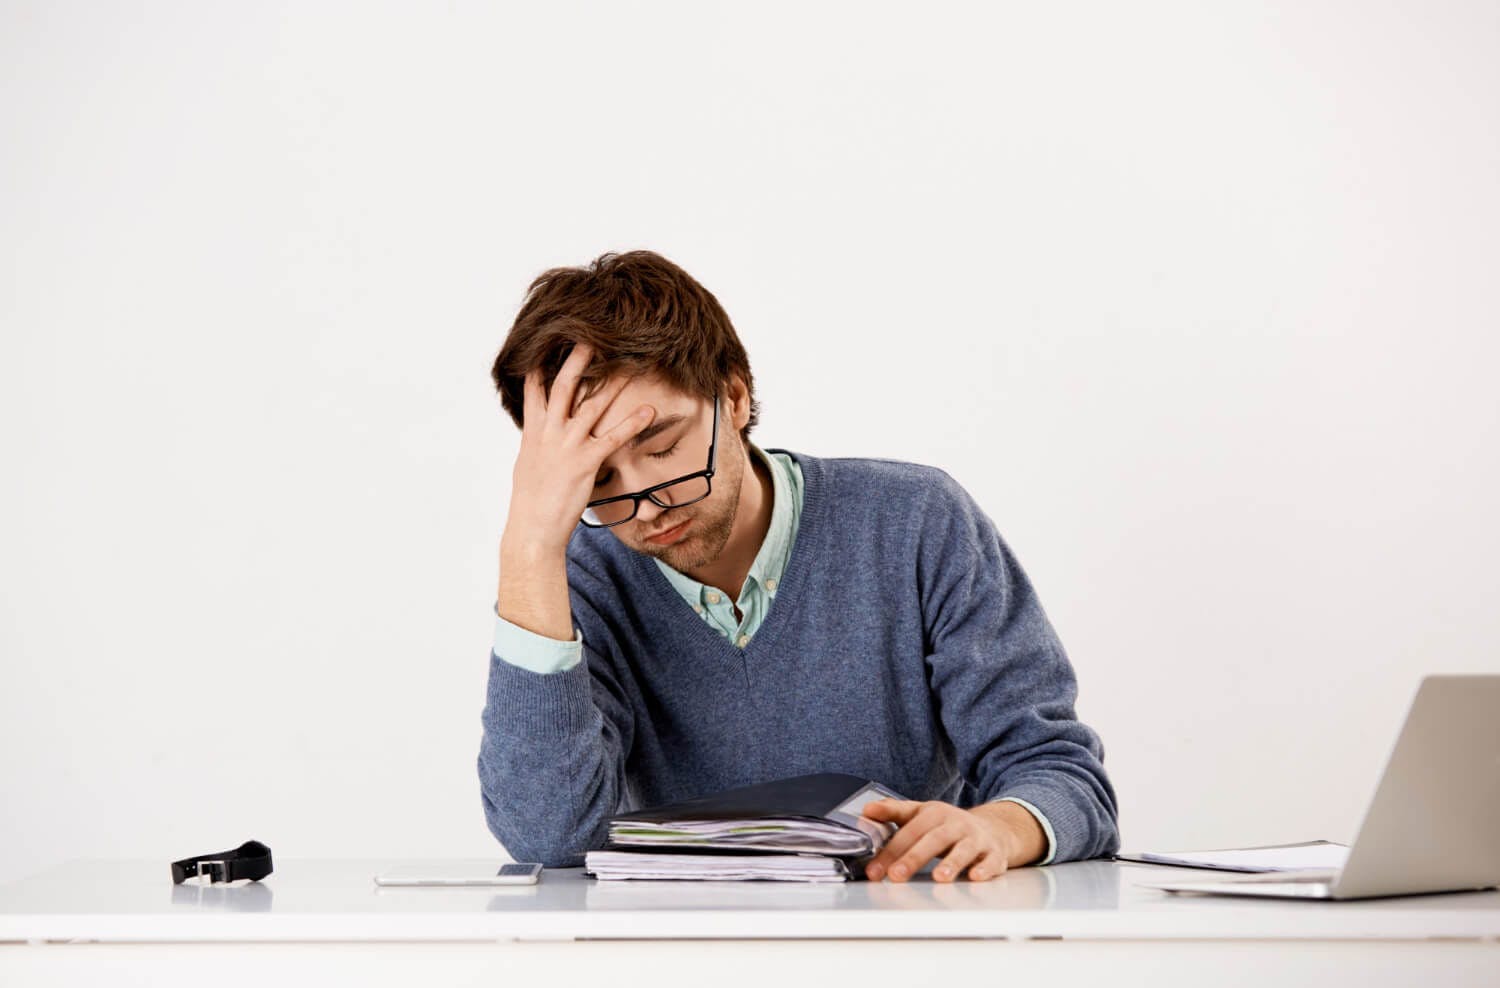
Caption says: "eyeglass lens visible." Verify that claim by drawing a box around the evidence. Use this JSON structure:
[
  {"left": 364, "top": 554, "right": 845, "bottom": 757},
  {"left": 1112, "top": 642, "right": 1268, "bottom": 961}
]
[{"left": 581, "top": 475, "right": 710, "bottom": 526}]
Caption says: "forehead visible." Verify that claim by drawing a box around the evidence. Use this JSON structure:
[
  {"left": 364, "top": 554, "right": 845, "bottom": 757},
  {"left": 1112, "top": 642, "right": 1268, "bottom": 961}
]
[
  {"left": 585, "top": 371, "right": 702, "bottom": 438},
  {"left": 598, "top": 371, "right": 690, "bottom": 405}
]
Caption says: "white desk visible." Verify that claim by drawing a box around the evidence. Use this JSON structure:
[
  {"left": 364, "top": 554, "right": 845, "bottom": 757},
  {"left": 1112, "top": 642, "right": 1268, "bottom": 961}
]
[
  {"left": 2, "top": 858, "right": 1497, "bottom": 988},
  {"left": 3, "top": 856, "right": 1499, "bottom": 942}
]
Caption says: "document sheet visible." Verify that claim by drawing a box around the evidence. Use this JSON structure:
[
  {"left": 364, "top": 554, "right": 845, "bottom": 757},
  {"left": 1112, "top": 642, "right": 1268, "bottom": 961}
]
[{"left": 1117, "top": 840, "right": 1350, "bottom": 873}]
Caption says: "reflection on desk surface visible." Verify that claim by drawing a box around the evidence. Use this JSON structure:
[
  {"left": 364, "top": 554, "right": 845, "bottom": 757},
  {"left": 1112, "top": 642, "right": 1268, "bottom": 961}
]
[
  {"left": 8, "top": 858, "right": 1500, "bottom": 921},
  {"left": 476, "top": 859, "right": 1114, "bottom": 913}
]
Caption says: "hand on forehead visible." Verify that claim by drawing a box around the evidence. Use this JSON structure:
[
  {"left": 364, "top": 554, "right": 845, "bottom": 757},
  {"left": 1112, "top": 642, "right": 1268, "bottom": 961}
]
[{"left": 579, "top": 371, "right": 684, "bottom": 440}]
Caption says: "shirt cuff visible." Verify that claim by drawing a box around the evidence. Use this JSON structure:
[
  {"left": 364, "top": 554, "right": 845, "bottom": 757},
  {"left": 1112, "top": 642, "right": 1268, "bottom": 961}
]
[
  {"left": 991, "top": 796, "right": 1058, "bottom": 866},
  {"left": 491, "top": 603, "right": 584, "bottom": 675}
]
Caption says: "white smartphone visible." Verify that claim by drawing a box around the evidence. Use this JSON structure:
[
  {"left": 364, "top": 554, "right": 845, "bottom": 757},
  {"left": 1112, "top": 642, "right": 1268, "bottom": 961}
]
[{"left": 373, "top": 862, "right": 543, "bottom": 886}]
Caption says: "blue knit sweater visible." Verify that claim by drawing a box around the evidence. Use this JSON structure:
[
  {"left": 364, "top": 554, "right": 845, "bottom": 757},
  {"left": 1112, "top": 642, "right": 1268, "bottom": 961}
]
[{"left": 477, "top": 449, "right": 1121, "bottom": 867}]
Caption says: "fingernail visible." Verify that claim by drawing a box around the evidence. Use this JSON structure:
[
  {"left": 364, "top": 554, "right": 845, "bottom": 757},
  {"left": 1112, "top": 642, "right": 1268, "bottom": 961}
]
[
  {"left": 866, "top": 865, "right": 883, "bottom": 879},
  {"left": 936, "top": 868, "right": 951, "bottom": 880},
  {"left": 891, "top": 866, "right": 907, "bottom": 880}
]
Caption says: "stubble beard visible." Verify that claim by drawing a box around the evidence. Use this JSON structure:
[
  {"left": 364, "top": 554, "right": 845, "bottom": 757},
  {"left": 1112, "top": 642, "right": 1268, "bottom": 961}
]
[{"left": 635, "top": 434, "right": 744, "bottom": 572}]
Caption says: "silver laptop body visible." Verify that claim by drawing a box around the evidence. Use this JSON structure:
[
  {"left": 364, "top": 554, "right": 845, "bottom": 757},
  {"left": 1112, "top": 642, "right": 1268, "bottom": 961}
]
[{"left": 1141, "top": 674, "right": 1500, "bottom": 900}]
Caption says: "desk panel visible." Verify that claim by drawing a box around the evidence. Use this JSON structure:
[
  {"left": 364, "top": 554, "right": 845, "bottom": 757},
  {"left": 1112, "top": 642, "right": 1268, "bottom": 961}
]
[{"left": 4, "top": 940, "right": 1500, "bottom": 988}]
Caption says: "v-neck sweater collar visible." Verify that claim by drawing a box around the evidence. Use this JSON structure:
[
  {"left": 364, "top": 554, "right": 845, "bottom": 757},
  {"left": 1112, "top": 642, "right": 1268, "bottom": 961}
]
[{"left": 626, "top": 446, "right": 824, "bottom": 658}]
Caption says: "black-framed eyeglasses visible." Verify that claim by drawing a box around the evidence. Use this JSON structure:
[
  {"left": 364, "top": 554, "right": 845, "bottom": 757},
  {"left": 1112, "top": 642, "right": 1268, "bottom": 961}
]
[{"left": 579, "top": 394, "right": 719, "bottom": 529}]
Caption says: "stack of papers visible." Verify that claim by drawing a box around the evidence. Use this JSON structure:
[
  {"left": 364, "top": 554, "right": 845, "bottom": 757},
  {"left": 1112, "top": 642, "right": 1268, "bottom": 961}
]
[
  {"left": 583, "top": 773, "right": 906, "bottom": 883},
  {"left": 584, "top": 850, "right": 853, "bottom": 882}
]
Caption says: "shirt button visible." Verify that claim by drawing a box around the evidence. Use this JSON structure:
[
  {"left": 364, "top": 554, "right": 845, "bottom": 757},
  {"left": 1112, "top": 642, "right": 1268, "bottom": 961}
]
[
  {"left": 706, "top": 592, "right": 721, "bottom": 604},
  {"left": 765, "top": 579, "right": 777, "bottom": 592},
  {"left": 693, "top": 605, "right": 704, "bottom": 615},
  {"left": 736, "top": 634, "right": 750, "bottom": 648}
]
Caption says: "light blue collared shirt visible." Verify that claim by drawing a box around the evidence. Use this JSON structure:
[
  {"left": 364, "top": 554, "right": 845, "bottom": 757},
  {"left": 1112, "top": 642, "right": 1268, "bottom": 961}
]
[{"left": 652, "top": 443, "right": 801, "bottom": 649}]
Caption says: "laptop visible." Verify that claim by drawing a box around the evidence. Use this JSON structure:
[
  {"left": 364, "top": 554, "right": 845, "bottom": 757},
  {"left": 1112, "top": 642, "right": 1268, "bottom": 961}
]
[{"left": 1136, "top": 674, "right": 1500, "bottom": 900}]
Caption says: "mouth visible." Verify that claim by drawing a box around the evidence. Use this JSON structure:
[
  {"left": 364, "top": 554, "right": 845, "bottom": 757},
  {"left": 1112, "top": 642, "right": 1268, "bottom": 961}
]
[{"left": 644, "top": 518, "right": 692, "bottom": 545}]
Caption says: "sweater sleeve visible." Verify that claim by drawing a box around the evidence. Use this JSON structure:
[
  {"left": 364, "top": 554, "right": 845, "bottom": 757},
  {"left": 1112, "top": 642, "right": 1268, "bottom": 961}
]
[
  {"left": 476, "top": 590, "right": 635, "bottom": 867},
  {"left": 916, "top": 469, "right": 1121, "bottom": 864}
]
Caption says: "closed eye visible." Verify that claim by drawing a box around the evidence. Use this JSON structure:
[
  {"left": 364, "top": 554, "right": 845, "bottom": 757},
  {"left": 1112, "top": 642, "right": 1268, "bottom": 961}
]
[{"left": 593, "top": 441, "right": 681, "bottom": 489}]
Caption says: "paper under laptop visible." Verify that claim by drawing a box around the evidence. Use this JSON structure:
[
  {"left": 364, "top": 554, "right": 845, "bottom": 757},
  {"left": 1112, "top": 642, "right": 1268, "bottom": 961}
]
[{"left": 1115, "top": 840, "right": 1350, "bottom": 874}]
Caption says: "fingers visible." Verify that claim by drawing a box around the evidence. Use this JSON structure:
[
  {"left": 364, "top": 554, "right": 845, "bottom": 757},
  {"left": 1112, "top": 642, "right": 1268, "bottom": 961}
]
[
  {"left": 883, "top": 822, "right": 960, "bottom": 882},
  {"left": 861, "top": 803, "right": 1014, "bottom": 883},
  {"left": 522, "top": 368, "right": 547, "bottom": 426},
  {"left": 968, "top": 854, "right": 1007, "bottom": 882},
  {"left": 933, "top": 838, "right": 982, "bottom": 883},
  {"left": 864, "top": 804, "right": 944, "bottom": 880},
  {"left": 593, "top": 403, "right": 656, "bottom": 457},
  {"left": 573, "top": 374, "right": 632, "bottom": 436},
  {"left": 862, "top": 799, "right": 920, "bottom": 824},
  {"left": 546, "top": 341, "right": 594, "bottom": 428}
]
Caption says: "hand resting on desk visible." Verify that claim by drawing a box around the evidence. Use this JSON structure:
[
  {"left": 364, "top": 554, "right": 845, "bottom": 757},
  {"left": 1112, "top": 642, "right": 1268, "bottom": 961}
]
[{"left": 861, "top": 799, "right": 1048, "bottom": 883}]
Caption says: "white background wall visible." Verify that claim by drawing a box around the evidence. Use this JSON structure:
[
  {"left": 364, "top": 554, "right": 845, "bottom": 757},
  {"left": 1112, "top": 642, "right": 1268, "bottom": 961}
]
[{"left": 3, "top": 0, "right": 1497, "bottom": 886}]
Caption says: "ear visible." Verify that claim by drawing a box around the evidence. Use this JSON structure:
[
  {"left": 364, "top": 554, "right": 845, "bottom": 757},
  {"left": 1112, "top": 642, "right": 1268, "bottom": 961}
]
[{"left": 723, "top": 374, "right": 752, "bottom": 434}]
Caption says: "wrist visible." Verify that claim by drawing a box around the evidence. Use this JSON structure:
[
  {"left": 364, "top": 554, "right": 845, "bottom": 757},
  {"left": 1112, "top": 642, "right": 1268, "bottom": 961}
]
[{"left": 500, "top": 530, "right": 568, "bottom": 567}]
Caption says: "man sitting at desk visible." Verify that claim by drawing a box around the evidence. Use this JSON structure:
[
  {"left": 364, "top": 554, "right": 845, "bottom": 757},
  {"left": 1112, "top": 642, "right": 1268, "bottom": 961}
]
[{"left": 477, "top": 250, "right": 1120, "bottom": 883}]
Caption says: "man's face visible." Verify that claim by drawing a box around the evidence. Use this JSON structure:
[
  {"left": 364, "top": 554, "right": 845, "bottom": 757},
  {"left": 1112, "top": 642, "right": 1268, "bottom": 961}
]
[{"left": 584, "top": 372, "right": 745, "bottom": 571}]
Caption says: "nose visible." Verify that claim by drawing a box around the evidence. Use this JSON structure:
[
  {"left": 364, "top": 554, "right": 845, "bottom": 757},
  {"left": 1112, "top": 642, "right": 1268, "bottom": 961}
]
[{"left": 634, "top": 499, "right": 671, "bottom": 528}]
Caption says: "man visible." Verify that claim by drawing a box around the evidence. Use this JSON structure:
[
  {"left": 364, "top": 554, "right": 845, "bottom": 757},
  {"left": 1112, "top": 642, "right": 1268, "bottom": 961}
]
[{"left": 478, "top": 250, "right": 1120, "bottom": 883}]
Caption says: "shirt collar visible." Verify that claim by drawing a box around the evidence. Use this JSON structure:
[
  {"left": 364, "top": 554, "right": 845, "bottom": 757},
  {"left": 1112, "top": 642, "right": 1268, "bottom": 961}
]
[{"left": 654, "top": 442, "right": 797, "bottom": 605}]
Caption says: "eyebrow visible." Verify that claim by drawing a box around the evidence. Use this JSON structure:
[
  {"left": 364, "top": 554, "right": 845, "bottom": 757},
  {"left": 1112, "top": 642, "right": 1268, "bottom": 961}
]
[{"left": 627, "top": 413, "right": 688, "bottom": 449}]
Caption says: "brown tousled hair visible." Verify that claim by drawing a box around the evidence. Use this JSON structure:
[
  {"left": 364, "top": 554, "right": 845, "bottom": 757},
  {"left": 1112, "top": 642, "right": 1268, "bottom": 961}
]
[{"left": 491, "top": 250, "right": 759, "bottom": 443}]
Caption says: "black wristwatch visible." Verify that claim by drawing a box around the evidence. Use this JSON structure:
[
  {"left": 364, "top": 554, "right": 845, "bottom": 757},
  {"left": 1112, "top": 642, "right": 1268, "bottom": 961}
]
[{"left": 171, "top": 840, "right": 274, "bottom": 884}]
